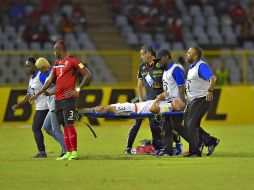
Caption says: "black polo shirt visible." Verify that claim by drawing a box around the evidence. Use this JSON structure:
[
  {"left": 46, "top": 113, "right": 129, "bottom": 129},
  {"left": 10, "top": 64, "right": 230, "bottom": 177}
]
[{"left": 137, "top": 61, "right": 164, "bottom": 100}]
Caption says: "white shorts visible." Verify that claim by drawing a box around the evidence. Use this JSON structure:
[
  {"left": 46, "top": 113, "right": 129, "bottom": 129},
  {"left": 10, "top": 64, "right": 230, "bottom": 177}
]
[{"left": 111, "top": 103, "right": 135, "bottom": 114}]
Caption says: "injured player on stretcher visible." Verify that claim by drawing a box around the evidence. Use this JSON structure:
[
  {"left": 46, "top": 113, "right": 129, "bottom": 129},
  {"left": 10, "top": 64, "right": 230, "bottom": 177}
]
[{"left": 79, "top": 92, "right": 185, "bottom": 115}]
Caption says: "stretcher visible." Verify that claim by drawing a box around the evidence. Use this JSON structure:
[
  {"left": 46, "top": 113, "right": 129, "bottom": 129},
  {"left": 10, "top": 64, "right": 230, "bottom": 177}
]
[
  {"left": 76, "top": 111, "right": 183, "bottom": 120},
  {"left": 75, "top": 111, "right": 184, "bottom": 138}
]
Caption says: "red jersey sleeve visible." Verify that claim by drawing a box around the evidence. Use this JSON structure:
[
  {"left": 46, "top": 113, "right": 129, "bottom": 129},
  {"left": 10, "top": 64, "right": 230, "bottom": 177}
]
[{"left": 71, "top": 57, "right": 85, "bottom": 72}]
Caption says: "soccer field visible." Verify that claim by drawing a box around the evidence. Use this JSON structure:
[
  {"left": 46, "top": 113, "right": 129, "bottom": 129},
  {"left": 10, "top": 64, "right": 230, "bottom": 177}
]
[{"left": 0, "top": 125, "right": 254, "bottom": 190}]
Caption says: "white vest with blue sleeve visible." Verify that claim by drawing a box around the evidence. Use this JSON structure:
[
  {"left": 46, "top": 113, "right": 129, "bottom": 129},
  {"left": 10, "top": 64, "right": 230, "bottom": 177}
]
[
  {"left": 186, "top": 60, "right": 210, "bottom": 101},
  {"left": 27, "top": 71, "right": 48, "bottom": 110},
  {"left": 162, "top": 64, "right": 181, "bottom": 101}
]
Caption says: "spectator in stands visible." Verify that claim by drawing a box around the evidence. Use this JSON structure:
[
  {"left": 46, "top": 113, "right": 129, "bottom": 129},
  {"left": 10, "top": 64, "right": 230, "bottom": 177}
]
[
  {"left": 230, "top": 3, "right": 246, "bottom": 24},
  {"left": 134, "top": 7, "right": 152, "bottom": 32},
  {"left": 167, "top": 18, "right": 182, "bottom": 42},
  {"left": 215, "top": 1, "right": 229, "bottom": 15},
  {"left": 237, "top": 21, "right": 254, "bottom": 46},
  {"left": 111, "top": 0, "right": 123, "bottom": 16},
  {"left": 37, "top": 25, "right": 50, "bottom": 43},
  {"left": 22, "top": 23, "right": 37, "bottom": 43},
  {"left": 41, "top": 0, "right": 58, "bottom": 14},
  {"left": 9, "top": 1, "right": 26, "bottom": 25},
  {"left": 60, "top": 13, "right": 73, "bottom": 34},
  {"left": 215, "top": 61, "right": 230, "bottom": 86},
  {"left": 72, "top": 3, "right": 86, "bottom": 25},
  {"left": 0, "top": 11, "right": 11, "bottom": 26}
]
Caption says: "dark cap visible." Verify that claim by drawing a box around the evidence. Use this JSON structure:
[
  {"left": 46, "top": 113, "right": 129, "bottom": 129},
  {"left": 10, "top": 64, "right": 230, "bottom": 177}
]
[
  {"left": 54, "top": 40, "right": 66, "bottom": 47},
  {"left": 155, "top": 49, "right": 171, "bottom": 61},
  {"left": 27, "top": 57, "right": 36, "bottom": 64}
]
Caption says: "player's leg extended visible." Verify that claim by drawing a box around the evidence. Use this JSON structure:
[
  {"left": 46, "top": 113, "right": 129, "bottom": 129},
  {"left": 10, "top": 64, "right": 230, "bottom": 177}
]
[
  {"left": 62, "top": 98, "right": 78, "bottom": 160},
  {"left": 95, "top": 105, "right": 117, "bottom": 113}
]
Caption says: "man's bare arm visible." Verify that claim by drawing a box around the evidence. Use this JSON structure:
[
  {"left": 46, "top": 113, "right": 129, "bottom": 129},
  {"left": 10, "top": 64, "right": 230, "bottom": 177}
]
[
  {"left": 206, "top": 76, "right": 216, "bottom": 101},
  {"left": 66, "top": 67, "right": 92, "bottom": 97},
  {"left": 29, "top": 73, "right": 56, "bottom": 103},
  {"left": 137, "top": 79, "right": 144, "bottom": 102},
  {"left": 76, "top": 67, "right": 92, "bottom": 90},
  {"left": 12, "top": 94, "right": 31, "bottom": 112},
  {"left": 178, "top": 85, "right": 185, "bottom": 102}
]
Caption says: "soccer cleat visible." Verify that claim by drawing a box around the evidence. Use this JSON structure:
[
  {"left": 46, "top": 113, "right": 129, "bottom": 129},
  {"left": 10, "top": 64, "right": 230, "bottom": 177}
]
[
  {"left": 124, "top": 148, "right": 133, "bottom": 155},
  {"left": 207, "top": 139, "right": 220, "bottom": 156},
  {"left": 56, "top": 152, "right": 72, "bottom": 160},
  {"left": 33, "top": 153, "right": 47, "bottom": 158},
  {"left": 175, "top": 142, "right": 183, "bottom": 155},
  {"left": 158, "top": 151, "right": 174, "bottom": 156},
  {"left": 59, "top": 152, "right": 66, "bottom": 158},
  {"left": 152, "top": 149, "right": 164, "bottom": 156},
  {"left": 68, "top": 151, "right": 78, "bottom": 160}
]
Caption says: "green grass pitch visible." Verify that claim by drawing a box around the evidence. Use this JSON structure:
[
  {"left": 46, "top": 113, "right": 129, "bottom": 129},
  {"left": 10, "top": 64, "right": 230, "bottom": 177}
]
[{"left": 0, "top": 124, "right": 254, "bottom": 190}]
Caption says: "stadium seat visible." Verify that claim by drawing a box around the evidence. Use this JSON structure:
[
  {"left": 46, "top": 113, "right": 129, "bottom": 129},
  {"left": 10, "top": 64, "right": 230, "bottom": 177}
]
[
  {"left": 40, "top": 14, "right": 50, "bottom": 26},
  {"left": 243, "top": 41, "right": 254, "bottom": 50},
  {"left": 30, "top": 42, "right": 41, "bottom": 50},
  {"left": 211, "top": 59, "right": 221, "bottom": 70},
  {"left": 68, "top": 41, "right": 79, "bottom": 50},
  {"left": 193, "top": 26, "right": 205, "bottom": 37},
  {"left": 65, "top": 33, "right": 76, "bottom": 42},
  {"left": 155, "top": 33, "right": 166, "bottom": 43},
  {"left": 127, "top": 33, "right": 139, "bottom": 46},
  {"left": 230, "top": 70, "right": 241, "bottom": 84},
  {"left": 185, "top": 40, "right": 197, "bottom": 48},
  {"left": 61, "top": 4, "right": 73, "bottom": 18},
  {"left": 221, "top": 26, "right": 234, "bottom": 37},
  {"left": 207, "top": 16, "right": 219, "bottom": 26},
  {"left": 221, "top": 15, "right": 232, "bottom": 26},
  {"left": 159, "top": 42, "right": 170, "bottom": 50},
  {"left": 115, "top": 15, "right": 128, "bottom": 28},
  {"left": 182, "top": 16, "right": 193, "bottom": 26},
  {"left": 210, "top": 34, "right": 224, "bottom": 45},
  {"left": 16, "top": 42, "right": 29, "bottom": 50},
  {"left": 42, "top": 42, "right": 53, "bottom": 50},
  {"left": 120, "top": 25, "right": 134, "bottom": 37},
  {"left": 197, "top": 34, "right": 210, "bottom": 45},
  {"left": 172, "top": 42, "right": 184, "bottom": 50},
  {"left": 203, "top": 5, "right": 215, "bottom": 17},
  {"left": 2, "top": 42, "right": 15, "bottom": 50},
  {"left": 25, "top": 5, "right": 34, "bottom": 15},
  {"left": 140, "top": 33, "right": 153, "bottom": 45},
  {"left": 207, "top": 26, "right": 220, "bottom": 37},
  {"left": 189, "top": 5, "right": 202, "bottom": 17},
  {"left": 225, "top": 34, "right": 237, "bottom": 45},
  {"left": 194, "top": 16, "right": 206, "bottom": 27}
]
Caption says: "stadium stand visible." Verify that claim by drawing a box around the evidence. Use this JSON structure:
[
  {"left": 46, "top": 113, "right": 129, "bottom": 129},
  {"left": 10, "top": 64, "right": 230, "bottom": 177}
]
[
  {"left": 111, "top": 0, "right": 254, "bottom": 84},
  {"left": 0, "top": 0, "right": 116, "bottom": 84},
  {"left": 0, "top": 0, "right": 254, "bottom": 85}
]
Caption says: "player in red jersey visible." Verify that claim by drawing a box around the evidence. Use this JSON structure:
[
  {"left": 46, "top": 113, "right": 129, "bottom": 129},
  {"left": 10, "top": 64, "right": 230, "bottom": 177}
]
[{"left": 30, "top": 40, "right": 92, "bottom": 160}]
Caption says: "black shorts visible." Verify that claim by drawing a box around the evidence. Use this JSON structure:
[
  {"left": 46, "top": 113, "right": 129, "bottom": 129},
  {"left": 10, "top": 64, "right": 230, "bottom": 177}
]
[{"left": 55, "top": 98, "right": 76, "bottom": 126}]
